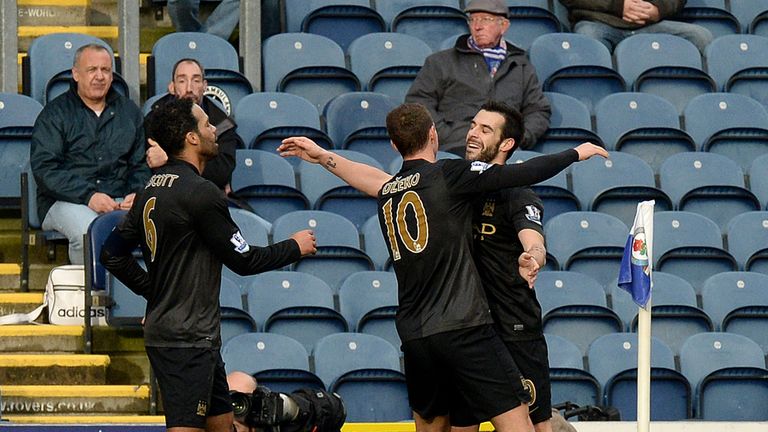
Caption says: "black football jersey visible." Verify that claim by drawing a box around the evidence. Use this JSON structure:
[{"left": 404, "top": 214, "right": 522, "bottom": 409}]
[
  {"left": 378, "top": 150, "right": 577, "bottom": 341},
  {"left": 102, "top": 159, "right": 300, "bottom": 348},
  {"left": 473, "top": 187, "right": 545, "bottom": 341}
]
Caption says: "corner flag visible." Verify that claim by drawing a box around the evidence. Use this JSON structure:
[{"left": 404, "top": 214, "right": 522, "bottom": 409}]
[{"left": 618, "top": 201, "right": 654, "bottom": 308}]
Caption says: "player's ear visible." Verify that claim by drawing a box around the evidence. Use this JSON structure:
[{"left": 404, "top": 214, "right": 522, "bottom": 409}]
[{"left": 500, "top": 137, "right": 516, "bottom": 152}]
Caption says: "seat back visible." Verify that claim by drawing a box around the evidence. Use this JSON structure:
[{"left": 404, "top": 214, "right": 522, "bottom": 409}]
[
  {"left": 595, "top": 92, "right": 681, "bottom": 150},
  {"left": 726, "top": 211, "right": 768, "bottom": 270},
  {"left": 348, "top": 32, "right": 432, "bottom": 91},
  {"left": 338, "top": 271, "right": 398, "bottom": 331},
  {"left": 0, "top": 94, "right": 42, "bottom": 206},
  {"left": 614, "top": 33, "right": 704, "bottom": 87},
  {"left": 701, "top": 271, "right": 768, "bottom": 329},
  {"left": 297, "top": 150, "right": 383, "bottom": 208},
  {"left": 390, "top": 4, "right": 467, "bottom": 51},
  {"left": 324, "top": 92, "right": 397, "bottom": 149},
  {"left": 679, "top": 0, "right": 740, "bottom": 39},
  {"left": 228, "top": 208, "right": 269, "bottom": 246},
  {"left": 234, "top": 92, "right": 322, "bottom": 150},
  {"left": 570, "top": 151, "right": 656, "bottom": 210},
  {"left": 706, "top": 34, "right": 768, "bottom": 91},
  {"left": 245, "top": 271, "right": 335, "bottom": 328},
  {"left": 684, "top": 93, "right": 768, "bottom": 150},
  {"left": 25, "top": 33, "right": 115, "bottom": 104},
  {"left": 544, "top": 333, "right": 601, "bottom": 407},
  {"left": 148, "top": 32, "right": 240, "bottom": 97},
  {"left": 749, "top": 154, "right": 768, "bottom": 207},
  {"left": 221, "top": 332, "right": 311, "bottom": 375},
  {"left": 293, "top": 0, "right": 386, "bottom": 51},
  {"left": 262, "top": 33, "right": 347, "bottom": 92},
  {"left": 313, "top": 332, "right": 402, "bottom": 388}
]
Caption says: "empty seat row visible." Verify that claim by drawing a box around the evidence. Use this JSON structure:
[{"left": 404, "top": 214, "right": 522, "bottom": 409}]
[{"left": 548, "top": 331, "right": 768, "bottom": 421}]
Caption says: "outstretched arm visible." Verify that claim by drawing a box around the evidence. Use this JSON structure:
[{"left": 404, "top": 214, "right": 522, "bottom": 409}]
[{"left": 278, "top": 136, "right": 392, "bottom": 197}]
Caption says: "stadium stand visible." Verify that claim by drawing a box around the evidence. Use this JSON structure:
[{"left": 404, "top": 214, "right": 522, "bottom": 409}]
[{"left": 284, "top": 0, "right": 386, "bottom": 51}]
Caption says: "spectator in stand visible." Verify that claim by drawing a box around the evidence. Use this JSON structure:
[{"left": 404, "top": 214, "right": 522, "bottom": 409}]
[
  {"left": 559, "top": 0, "right": 713, "bottom": 53},
  {"left": 31, "top": 43, "right": 149, "bottom": 265},
  {"left": 405, "top": 0, "right": 551, "bottom": 155},
  {"left": 168, "top": 0, "right": 240, "bottom": 41},
  {"left": 145, "top": 58, "right": 241, "bottom": 193}
]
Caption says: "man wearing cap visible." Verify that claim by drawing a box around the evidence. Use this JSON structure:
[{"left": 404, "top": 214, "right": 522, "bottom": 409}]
[{"left": 405, "top": 0, "right": 551, "bottom": 155}]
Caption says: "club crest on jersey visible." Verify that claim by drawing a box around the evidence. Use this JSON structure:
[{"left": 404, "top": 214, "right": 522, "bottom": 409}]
[
  {"left": 482, "top": 199, "right": 495, "bottom": 217},
  {"left": 470, "top": 161, "right": 491, "bottom": 173},
  {"left": 525, "top": 205, "right": 542, "bottom": 225},
  {"left": 230, "top": 231, "right": 250, "bottom": 253}
]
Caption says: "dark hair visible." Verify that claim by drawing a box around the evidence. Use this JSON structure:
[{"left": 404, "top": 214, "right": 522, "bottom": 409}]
[
  {"left": 146, "top": 98, "right": 197, "bottom": 157},
  {"left": 171, "top": 58, "right": 205, "bottom": 81},
  {"left": 73, "top": 43, "right": 111, "bottom": 67},
  {"left": 385, "top": 103, "right": 434, "bottom": 157},
  {"left": 480, "top": 99, "right": 524, "bottom": 151}
]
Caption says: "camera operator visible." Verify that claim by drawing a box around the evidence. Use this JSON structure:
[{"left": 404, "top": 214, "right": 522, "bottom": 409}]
[{"left": 227, "top": 372, "right": 259, "bottom": 432}]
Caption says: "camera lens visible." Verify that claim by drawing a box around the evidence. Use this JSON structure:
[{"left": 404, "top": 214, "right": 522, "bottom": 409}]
[{"left": 230, "top": 391, "right": 250, "bottom": 417}]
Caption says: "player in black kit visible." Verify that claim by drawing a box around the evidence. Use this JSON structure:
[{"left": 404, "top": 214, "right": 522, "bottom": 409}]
[
  {"left": 278, "top": 103, "right": 607, "bottom": 432},
  {"left": 101, "top": 98, "right": 317, "bottom": 432},
  {"left": 453, "top": 101, "right": 553, "bottom": 432}
]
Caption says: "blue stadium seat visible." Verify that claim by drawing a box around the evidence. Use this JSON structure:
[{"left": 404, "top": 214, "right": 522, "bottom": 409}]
[
  {"left": 588, "top": 333, "right": 691, "bottom": 420},
  {"left": 244, "top": 271, "right": 346, "bottom": 352},
  {"left": 230, "top": 150, "right": 309, "bottom": 223},
  {"left": 24, "top": 33, "right": 116, "bottom": 104},
  {"left": 726, "top": 211, "right": 768, "bottom": 270},
  {"left": 680, "top": 332, "right": 768, "bottom": 420},
  {"left": 749, "top": 154, "right": 768, "bottom": 209},
  {"left": 271, "top": 211, "right": 375, "bottom": 290},
  {"left": 684, "top": 93, "right": 768, "bottom": 171},
  {"left": 85, "top": 210, "right": 147, "bottom": 327},
  {"left": 0, "top": 93, "right": 42, "bottom": 212},
  {"left": 529, "top": 33, "right": 626, "bottom": 113},
  {"left": 297, "top": 151, "right": 383, "bottom": 229},
  {"left": 659, "top": 152, "right": 760, "bottom": 231},
  {"left": 220, "top": 307, "right": 259, "bottom": 347},
  {"left": 570, "top": 151, "right": 670, "bottom": 227},
  {"left": 504, "top": 0, "right": 564, "bottom": 50},
  {"left": 313, "top": 333, "right": 410, "bottom": 421},
  {"left": 387, "top": 2, "right": 467, "bottom": 51},
  {"left": 537, "top": 92, "right": 602, "bottom": 155},
  {"left": 614, "top": 34, "right": 715, "bottom": 113},
  {"left": 701, "top": 271, "right": 768, "bottom": 354},
  {"left": 731, "top": 2, "right": 768, "bottom": 34},
  {"left": 507, "top": 150, "right": 579, "bottom": 225},
  {"left": 284, "top": 0, "right": 386, "bottom": 51},
  {"left": 221, "top": 332, "right": 324, "bottom": 393},
  {"left": 348, "top": 32, "right": 432, "bottom": 102},
  {"left": 653, "top": 211, "right": 737, "bottom": 292},
  {"left": 324, "top": 92, "right": 398, "bottom": 167},
  {"left": 608, "top": 272, "right": 698, "bottom": 330},
  {"left": 228, "top": 208, "right": 269, "bottom": 246},
  {"left": 147, "top": 32, "right": 250, "bottom": 112},
  {"left": 233, "top": 93, "right": 331, "bottom": 165},
  {"left": 536, "top": 271, "right": 622, "bottom": 355},
  {"left": 338, "top": 271, "right": 400, "bottom": 349},
  {"left": 595, "top": 92, "right": 694, "bottom": 171},
  {"left": 706, "top": 34, "right": 768, "bottom": 110},
  {"left": 361, "top": 215, "right": 391, "bottom": 272},
  {"left": 544, "top": 212, "right": 628, "bottom": 287},
  {"left": 262, "top": 33, "right": 360, "bottom": 112},
  {"left": 679, "top": 0, "right": 740, "bottom": 39},
  {"left": 545, "top": 333, "right": 601, "bottom": 407},
  {"left": 219, "top": 276, "right": 243, "bottom": 309}
]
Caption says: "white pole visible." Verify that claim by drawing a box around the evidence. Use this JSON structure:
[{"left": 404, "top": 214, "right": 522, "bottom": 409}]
[{"left": 636, "top": 295, "right": 652, "bottom": 432}]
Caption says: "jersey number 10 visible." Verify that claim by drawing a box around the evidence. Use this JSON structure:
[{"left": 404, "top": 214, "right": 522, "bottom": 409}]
[{"left": 381, "top": 190, "right": 429, "bottom": 262}]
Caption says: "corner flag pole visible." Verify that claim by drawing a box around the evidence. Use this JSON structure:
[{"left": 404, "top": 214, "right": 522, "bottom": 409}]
[{"left": 617, "top": 200, "right": 654, "bottom": 432}]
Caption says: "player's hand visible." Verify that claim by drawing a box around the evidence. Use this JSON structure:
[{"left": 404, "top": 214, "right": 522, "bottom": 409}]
[
  {"left": 278, "top": 137, "right": 329, "bottom": 164},
  {"left": 88, "top": 192, "right": 119, "bottom": 213},
  {"left": 518, "top": 252, "right": 540, "bottom": 289},
  {"left": 119, "top": 193, "right": 136, "bottom": 210},
  {"left": 574, "top": 142, "right": 609, "bottom": 160},
  {"left": 291, "top": 229, "right": 317, "bottom": 256},
  {"left": 146, "top": 138, "right": 169, "bottom": 169}
]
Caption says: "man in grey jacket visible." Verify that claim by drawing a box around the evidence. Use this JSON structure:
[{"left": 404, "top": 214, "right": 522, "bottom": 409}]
[
  {"left": 559, "top": 0, "right": 713, "bottom": 53},
  {"left": 405, "top": 0, "right": 551, "bottom": 155}
]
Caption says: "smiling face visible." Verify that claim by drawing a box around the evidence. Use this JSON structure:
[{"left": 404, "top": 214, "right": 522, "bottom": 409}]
[
  {"left": 467, "top": 12, "right": 509, "bottom": 48},
  {"left": 465, "top": 109, "right": 508, "bottom": 163},
  {"left": 191, "top": 103, "right": 218, "bottom": 160},
  {"left": 72, "top": 46, "right": 113, "bottom": 104}
]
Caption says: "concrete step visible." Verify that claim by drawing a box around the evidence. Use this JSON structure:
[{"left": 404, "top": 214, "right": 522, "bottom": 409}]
[
  {"left": 0, "top": 293, "right": 45, "bottom": 322},
  {"left": 4, "top": 414, "right": 165, "bottom": 425},
  {"left": 0, "top": 353, "right": 109, "bottom": 385},
  {"left": 0, "top": 385, "right": 151, "bottom": 416},
  {"left": 0, "top": 325, "right": 81, "bottom": 352},
  {"left": 17, "top": 0, "right": 89, "bottom": 27},
  {"left": 0, "top": 263, "right": 22, "bottom": 292}
]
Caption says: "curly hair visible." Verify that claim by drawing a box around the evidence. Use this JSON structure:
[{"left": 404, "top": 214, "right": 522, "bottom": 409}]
[{"left": 146, "top": 97, "right": 197, "bottom": 157}]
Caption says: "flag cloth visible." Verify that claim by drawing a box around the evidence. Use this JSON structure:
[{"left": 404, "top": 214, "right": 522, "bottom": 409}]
[{"left": 618, "top": 200, "right": 655, "bottom": 308}]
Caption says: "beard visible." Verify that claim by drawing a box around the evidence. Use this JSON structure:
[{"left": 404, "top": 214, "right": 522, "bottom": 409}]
[{"left": 466, "top": 140, "right": 501, "bottom": 163}]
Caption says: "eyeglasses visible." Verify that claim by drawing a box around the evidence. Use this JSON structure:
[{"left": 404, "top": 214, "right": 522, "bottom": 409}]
[{"left": 467, "top": 16, "right": 505, "bottom": 25}]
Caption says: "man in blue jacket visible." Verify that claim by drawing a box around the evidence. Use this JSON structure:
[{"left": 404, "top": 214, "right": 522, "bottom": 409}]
[{"left": 31, "top": 43, "right": 149, "bottom": 265}]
